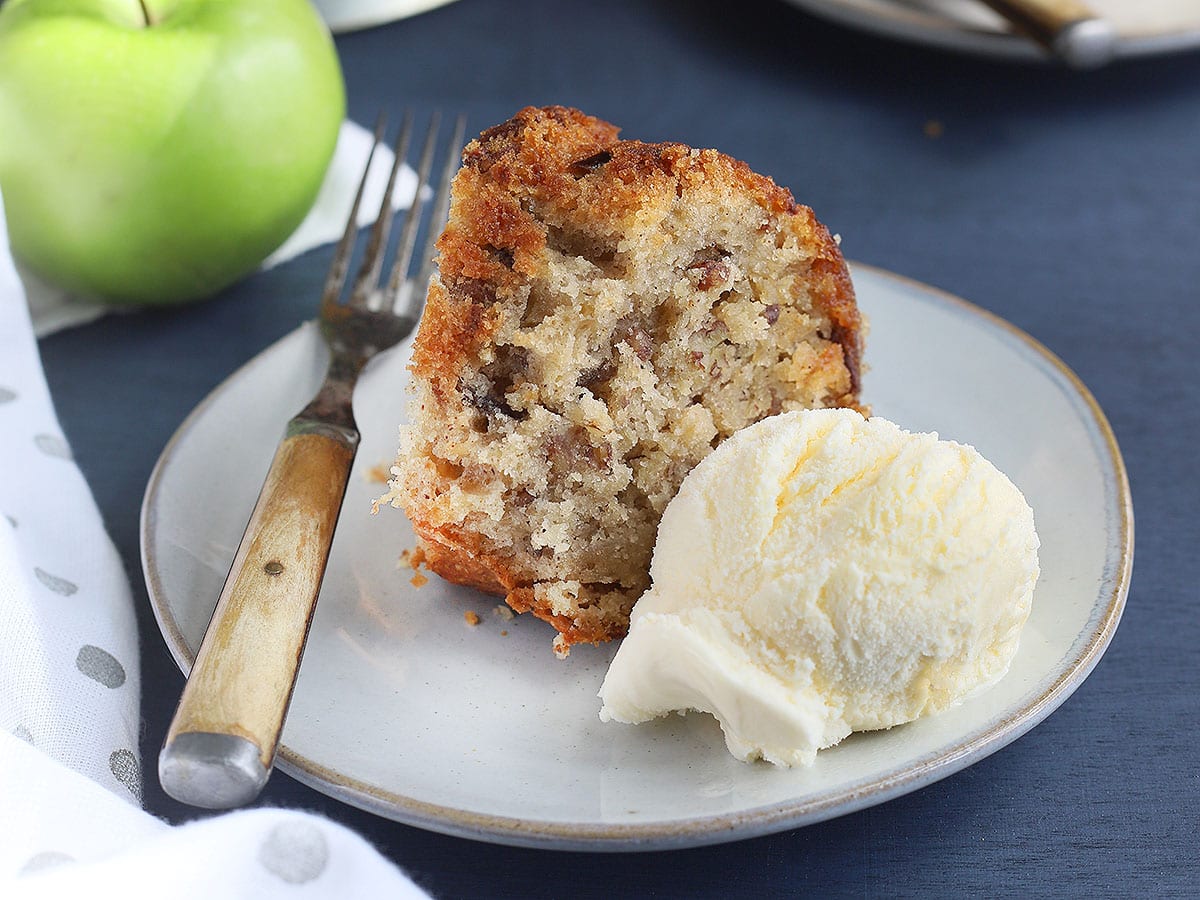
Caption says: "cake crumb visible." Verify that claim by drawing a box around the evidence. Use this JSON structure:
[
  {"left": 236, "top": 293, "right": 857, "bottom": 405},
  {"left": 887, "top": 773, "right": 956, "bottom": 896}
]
[
  {"left": 923, "top": 119, "right": 944, "bottom": 139},
  {"left": 398, "top": 546, "right": 428, "bottom": 571},
  {"left": 364, "top": 462, "right": 392, "bottom": 484},
  {"left": 406, "top": 548, "right": 430, "bottom": 587},
  {"left": 501, "top": 630, "right": 508, "bottom": 636},
  {"left": 464, "top": 610, "right": 481, "bottom": 626},
  {"left": 493, "top": 604, "right": 515, "bottom": 621}
]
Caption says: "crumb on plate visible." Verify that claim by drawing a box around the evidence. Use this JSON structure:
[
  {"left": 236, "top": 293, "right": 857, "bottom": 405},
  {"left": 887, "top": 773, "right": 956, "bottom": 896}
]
[{"left": 365, "top": 462, "right": 392, "bottom": 484}]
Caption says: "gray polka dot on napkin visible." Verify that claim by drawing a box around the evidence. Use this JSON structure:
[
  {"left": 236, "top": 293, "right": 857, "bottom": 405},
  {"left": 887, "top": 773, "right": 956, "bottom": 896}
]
[
  {"left": 109, "top": 748, "right": 142, "bottom": 801},
  {"left": 34, "top": 567, "right": 77, "bottom": 596},
  {"left": 19, "top": 851, "right": 75, "bottom": 875},
  {"left": 0, "top": 386, "right": 16, "bottom": 404},
  {"left": 258, "top": 820, "right": 330, "bottom": 884},
  {"left": 4, "top": 513, "right": 16, "bottom": 529},
  {"left": 33, "top": 432, "right": 73, "bottom": 460},
  {"left": 76, "top": 644, "right": 126, "bottom": 688}
]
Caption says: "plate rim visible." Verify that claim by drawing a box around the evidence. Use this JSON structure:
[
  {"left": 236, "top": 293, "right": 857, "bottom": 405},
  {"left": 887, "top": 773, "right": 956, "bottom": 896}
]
[
  {"left": 141, "top": 262, "right": 1133, "bottom": 851},
  {"left": 781, "top": 0, "right": 1200, "bottom": 62}
]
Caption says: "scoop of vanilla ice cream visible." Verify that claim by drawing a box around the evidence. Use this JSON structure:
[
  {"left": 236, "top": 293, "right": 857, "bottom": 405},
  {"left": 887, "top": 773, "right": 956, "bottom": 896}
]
[{"left": 598, "top": 408, "right": 1039, "bottom": 767}]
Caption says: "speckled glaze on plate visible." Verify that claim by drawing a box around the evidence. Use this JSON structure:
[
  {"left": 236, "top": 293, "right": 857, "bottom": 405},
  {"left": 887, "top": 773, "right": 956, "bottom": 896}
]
[
  {"left": 141, "top": 264, "right": 1132, "bottom": 851},
  {"left": 783, "top": 0, "right": 1200, "bottom": 62}
]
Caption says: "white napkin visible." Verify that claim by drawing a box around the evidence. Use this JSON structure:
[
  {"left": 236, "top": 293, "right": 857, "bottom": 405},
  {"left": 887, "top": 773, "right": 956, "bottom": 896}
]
[
  {"left": 23, "top": 118, "right": 421, "bottom": 337},
  {"left": 0, "top": 142, "right": 430, "bottom": 895}
]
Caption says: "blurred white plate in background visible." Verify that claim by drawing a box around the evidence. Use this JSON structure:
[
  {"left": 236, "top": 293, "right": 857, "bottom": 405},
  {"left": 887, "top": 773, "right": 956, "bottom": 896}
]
[
  {"left": 783, "top": 0, "right": 1200, "bottom": 61},
  {"left": 315, "top": 0, "right": 456, "bottom": 33}
]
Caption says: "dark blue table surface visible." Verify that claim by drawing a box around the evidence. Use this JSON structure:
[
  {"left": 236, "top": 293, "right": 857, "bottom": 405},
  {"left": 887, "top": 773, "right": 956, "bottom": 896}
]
[{"left": 38, "top": 0, "right": 1200, "bottom": 895}]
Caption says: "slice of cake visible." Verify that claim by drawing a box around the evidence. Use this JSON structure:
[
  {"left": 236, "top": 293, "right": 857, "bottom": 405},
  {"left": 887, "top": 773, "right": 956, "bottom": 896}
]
[{"left": 381, "top": 106, "right": 864, "bottom": 656}]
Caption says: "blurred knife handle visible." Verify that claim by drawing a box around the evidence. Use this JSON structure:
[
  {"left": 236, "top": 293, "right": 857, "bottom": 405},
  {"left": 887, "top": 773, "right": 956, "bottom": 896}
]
[{"left": 979, "top": 0, "right": 1116, "bottom": 68}]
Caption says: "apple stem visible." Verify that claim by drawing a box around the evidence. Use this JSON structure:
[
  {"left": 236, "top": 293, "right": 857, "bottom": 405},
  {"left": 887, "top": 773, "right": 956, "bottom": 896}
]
[{"left": 137, "top": 0, "right": 153, "bottom": 26}]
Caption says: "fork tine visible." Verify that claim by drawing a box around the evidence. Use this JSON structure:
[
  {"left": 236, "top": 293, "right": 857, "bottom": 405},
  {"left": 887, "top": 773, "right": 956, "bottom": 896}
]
[
  {"left": 410, "top": 113, "right": 468, "bottom": 307},
  {"left": 320, "top": 113, "right": 387, "bottom": 310},
  {"left": 348, "top": 112, "right": 413, "bottom": 310},
  {"left": 382, "top": 111, "right": 441, "bottom": 311}
]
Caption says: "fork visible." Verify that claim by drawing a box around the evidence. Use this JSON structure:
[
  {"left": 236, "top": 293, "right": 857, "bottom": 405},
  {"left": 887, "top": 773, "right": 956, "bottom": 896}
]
[{"left": 158, "top": 112, "right": 466, "bottom": 810}]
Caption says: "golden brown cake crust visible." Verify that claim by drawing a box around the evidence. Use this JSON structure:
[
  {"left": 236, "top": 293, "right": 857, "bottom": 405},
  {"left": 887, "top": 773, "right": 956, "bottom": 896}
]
[
  {"left": 414, "top": 106, "right": 862, "bottom": 401},
  {"left": 389, "top": 106, "right": 864, "bottom": 654}
]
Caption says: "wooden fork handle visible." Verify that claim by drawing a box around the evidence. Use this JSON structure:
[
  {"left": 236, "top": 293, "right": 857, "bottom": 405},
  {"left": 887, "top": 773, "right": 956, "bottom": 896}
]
[
  {"left": 159, "top": 421, "right": 358, "bottom": 809},
  {"left": 979, "top": 0, "right": 1116, "bottom": 67}
]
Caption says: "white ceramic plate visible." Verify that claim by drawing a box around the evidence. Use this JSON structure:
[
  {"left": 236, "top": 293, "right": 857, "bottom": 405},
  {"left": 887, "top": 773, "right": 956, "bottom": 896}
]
[
  {"left": 314, "top": 0, "right": 457, "bottom": 34},
  {"left": 142, "top": 264, "right": 1131, "bottom": 851},
  {"left": 783, "top": 0, "right": 1200, "bottom": 62}
]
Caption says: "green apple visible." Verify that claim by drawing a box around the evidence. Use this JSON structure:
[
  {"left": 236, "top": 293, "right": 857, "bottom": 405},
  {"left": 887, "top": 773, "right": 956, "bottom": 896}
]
[{"left": 0, "top": 0, "right": 344, "bottom": 305}]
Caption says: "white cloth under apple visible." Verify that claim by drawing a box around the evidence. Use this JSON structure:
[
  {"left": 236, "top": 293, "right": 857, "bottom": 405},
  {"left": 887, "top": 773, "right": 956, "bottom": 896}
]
[{"left": 0, "top": 131, "right": 429, "bottom": 895}]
